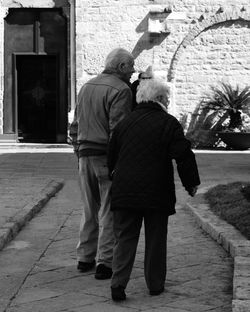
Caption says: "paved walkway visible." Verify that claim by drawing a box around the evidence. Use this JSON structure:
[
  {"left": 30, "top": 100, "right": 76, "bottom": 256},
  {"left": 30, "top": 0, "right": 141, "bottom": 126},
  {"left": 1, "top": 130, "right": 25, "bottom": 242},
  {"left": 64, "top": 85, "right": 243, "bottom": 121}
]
[{"left": 0, "top": 147, "right": 249, "bottom": 312}]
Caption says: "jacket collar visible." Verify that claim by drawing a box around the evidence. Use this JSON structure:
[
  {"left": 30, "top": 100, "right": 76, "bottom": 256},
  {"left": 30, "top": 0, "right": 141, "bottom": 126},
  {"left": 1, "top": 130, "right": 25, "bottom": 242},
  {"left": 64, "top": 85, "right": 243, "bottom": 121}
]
[
  {"left": 102, "top": 70, "right": 131, "bottom": 86},
  {"left": 135, "top": 101, "right": 167, "bottom": 113}
]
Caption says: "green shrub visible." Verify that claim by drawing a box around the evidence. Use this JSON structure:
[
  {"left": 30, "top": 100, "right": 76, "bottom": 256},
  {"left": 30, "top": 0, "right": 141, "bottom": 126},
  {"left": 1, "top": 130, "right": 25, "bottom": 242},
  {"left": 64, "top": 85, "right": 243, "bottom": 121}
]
[{"left": 205, "top": 182, "right": 250, "bottom": 240}]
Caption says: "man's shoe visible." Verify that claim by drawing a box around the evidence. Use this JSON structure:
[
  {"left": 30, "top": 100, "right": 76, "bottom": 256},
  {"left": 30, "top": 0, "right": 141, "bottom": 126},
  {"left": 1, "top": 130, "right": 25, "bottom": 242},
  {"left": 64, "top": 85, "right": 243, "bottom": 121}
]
[
  {"left": 77, "top": 260, "right": 95, "bottom": 272},
  {"left": 95, "top": 264, "right": 112, "bottom": 280},
  {"left": 149, "top": 287, "right": 165, "bottom": 296},
  {"left": 111, "top": 286, "right": 126, "bottom": 301}
]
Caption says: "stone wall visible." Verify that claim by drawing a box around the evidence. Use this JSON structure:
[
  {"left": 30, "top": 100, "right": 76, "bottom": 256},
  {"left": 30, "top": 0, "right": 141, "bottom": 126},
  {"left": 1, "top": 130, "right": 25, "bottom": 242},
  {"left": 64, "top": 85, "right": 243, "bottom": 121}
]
[
  {"left": 170, "top": 8, "right": 250, "bottom": 125},
  {"left": 0, "top": 0, "right": 249, "bottom": 142},
  {"left": 0, "top": 6, "right": 8, "bottom": 133},
  {"left": 75, "top": 0, "right": 250, "bottom": 131}
]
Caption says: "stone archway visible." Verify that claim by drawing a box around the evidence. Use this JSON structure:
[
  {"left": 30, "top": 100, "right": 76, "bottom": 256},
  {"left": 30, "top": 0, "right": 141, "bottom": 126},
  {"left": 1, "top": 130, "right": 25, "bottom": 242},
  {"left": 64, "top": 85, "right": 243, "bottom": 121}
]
[
  {"left": 165, "top": 6, "right": 250, "bottom": 145},
  {"left": 168, "top": 8, "right": 250, "bottom": 83}
]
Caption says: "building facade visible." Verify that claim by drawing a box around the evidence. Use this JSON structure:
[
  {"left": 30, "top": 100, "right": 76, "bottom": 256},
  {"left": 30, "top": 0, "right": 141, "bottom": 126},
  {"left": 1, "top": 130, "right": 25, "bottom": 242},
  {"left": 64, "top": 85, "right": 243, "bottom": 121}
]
[{"left": 0, "top": 0, "right": 249, "bottom": 143}]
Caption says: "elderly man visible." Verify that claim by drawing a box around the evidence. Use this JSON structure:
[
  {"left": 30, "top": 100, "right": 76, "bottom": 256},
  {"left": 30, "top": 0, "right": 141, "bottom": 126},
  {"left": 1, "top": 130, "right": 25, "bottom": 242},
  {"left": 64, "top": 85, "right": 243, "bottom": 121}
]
[
  {"left": 107, "top": 78, "right": 200, "bottom": 300},
  {"left": 70, "top": 48, "right": 134, "bottom": 279}
]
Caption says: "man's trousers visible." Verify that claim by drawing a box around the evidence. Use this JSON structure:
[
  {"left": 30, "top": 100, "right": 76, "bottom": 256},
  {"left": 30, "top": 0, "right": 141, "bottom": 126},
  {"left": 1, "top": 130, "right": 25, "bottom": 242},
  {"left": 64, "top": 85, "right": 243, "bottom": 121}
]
[
  {"left": 76, "top": 155, "right": 114, "bottom": 268},
  {"left": 111, "top": 209, "right": 169, "bottom": 292}
]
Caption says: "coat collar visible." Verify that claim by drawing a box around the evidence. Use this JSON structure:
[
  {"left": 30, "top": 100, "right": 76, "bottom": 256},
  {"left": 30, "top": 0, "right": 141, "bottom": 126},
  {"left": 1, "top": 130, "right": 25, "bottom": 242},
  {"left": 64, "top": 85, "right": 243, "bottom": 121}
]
[
  {"left": 102, "top": 70, "right": 131, "bottom": 86},
  {"left": 135, "top": 101, "right": 167, "bottom": 112}
]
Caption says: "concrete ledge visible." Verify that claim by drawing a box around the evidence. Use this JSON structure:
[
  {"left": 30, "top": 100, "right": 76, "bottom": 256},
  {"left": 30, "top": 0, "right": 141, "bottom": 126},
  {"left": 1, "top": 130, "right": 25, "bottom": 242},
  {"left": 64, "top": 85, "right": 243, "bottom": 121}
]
[
  {"left": 0, "top": 143, "right": 71, "bottom": 149},
  {"left": 0, "top": 179, "right": 64, "bottom": 252},
  {"left": 185, "top": 188, "right": 250, "bottom": 312}
]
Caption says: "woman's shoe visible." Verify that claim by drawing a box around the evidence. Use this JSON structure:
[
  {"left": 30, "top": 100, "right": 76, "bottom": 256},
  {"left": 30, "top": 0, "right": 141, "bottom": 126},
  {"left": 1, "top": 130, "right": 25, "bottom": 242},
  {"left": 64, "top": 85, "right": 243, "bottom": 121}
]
[
  {"left": 77, "top": 260, "right": 95, "bottom": 272},
  {"left": 111, "top": 286, "right": 126, "bottom": 301},
  {"left": 149, "top": 287, "right": 164, "bottom": 296},
  {"left": 95, "top": 264, "right": 112, "bottom": 280}
]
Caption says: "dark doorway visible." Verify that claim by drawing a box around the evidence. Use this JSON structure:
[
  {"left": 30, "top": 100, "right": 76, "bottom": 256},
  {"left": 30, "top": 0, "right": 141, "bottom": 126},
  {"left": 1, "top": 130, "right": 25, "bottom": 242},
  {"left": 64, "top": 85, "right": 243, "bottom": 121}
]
[
  {"left": 4, "top": 8, "right": 68, "bottom": 143},
  {"left": 16, "top": 55, "right": 58, "bottom": 143}
]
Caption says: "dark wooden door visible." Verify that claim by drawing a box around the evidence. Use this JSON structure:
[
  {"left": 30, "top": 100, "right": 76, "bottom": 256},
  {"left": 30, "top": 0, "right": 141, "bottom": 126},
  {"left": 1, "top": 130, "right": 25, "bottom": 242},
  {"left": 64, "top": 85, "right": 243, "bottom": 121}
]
[{"left": 16, "top": 55, "right": 57, "bottom": 143}]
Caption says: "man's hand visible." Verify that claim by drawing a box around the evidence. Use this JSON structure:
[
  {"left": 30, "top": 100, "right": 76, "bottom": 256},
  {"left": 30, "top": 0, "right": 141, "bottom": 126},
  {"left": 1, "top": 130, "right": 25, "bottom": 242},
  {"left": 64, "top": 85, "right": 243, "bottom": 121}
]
[{"left": 186, "top": 186, "right": 198, "bottom": 197}]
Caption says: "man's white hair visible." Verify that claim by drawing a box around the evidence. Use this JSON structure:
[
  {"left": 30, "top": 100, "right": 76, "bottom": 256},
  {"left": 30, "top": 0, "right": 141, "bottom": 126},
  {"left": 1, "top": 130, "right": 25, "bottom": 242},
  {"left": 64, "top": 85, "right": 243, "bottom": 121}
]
[
  {"left": 105, "top": 48, "right": 134, "bottom": 72},
  {"left": 136, "top": 79, "right": 170, "bottom": 104}
]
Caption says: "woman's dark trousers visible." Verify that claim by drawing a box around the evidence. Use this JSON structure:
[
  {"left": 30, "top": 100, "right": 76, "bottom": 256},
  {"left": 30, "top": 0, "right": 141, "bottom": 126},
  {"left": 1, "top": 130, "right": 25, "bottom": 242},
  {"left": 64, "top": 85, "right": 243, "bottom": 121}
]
[{"left": 111, "top": 209, "right": 169, "bottom": 292}]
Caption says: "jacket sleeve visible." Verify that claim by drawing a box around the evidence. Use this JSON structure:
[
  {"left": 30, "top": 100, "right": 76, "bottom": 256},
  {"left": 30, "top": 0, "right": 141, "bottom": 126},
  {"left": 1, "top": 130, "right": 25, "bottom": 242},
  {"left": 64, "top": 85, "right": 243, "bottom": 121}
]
[
  {"left": 69, "top": 106, "right": 79, "bottom": 152},
  {"left": 107, "top": 128, "right": 120, "bottom": 180},
  {"left": 168, "top": 120, "right": 201, "bottom": 189},
  {"left": 109, "top": 88, "right": 132, "bottom": 134}
]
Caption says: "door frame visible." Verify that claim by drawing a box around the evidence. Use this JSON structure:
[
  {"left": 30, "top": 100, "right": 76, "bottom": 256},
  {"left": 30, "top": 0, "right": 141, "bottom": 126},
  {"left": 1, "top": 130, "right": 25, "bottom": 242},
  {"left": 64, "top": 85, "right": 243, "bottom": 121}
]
[{"left": 2, "top": 6, "right": 71, "bottom": 143}]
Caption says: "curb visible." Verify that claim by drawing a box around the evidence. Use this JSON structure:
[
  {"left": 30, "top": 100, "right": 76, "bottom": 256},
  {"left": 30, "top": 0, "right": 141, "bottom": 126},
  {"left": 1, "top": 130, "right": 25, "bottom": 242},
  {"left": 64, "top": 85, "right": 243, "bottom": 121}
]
[
  {"left": 185, "top": 188, "right": 250, "bottom": 312},
  {"left": 0, "top": 179, "right": 64, "bottom": 252}
]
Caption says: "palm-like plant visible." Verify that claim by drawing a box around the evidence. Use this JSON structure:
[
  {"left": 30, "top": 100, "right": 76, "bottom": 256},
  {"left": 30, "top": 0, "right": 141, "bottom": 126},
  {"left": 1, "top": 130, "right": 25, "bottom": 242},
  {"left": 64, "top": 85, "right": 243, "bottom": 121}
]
[{"left": 202, "top": 82, "right": 250, "bottom": 131}]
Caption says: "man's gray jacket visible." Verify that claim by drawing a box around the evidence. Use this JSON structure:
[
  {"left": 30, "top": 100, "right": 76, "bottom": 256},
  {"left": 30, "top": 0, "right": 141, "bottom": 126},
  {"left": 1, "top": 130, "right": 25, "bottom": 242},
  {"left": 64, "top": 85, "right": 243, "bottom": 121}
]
[{"left": 70, "top": 72, "right": 132, "bottom": 155}]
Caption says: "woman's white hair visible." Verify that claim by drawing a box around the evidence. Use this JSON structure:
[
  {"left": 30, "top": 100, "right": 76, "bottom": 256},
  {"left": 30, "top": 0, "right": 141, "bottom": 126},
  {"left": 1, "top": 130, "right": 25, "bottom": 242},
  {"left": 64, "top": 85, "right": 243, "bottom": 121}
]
[
  {"left": 136, "top": 79, "right": 170, "bottom": 105},
  {"left": 105, "top": 48, "right": 134, "bottom": 72}
]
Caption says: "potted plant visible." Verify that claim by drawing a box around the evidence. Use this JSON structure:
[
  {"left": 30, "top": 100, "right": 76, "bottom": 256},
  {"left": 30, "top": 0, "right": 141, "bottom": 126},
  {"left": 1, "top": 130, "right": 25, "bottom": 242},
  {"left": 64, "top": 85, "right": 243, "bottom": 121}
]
[{"left": 201, "top": 82, "right": 250, "bottom": 150}]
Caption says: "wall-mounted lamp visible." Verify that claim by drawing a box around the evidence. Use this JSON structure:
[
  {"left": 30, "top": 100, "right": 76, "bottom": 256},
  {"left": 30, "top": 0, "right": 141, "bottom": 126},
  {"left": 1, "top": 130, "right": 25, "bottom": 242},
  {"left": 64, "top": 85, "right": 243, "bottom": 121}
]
[
  {"left": 148, "top": 9, "right": 170, "bottom": 33},
  {"left": 148, "top": 17, "right": 170, "bottom": 33},
  {"left": 148, "top": 6, "right": 186, "bottom": 34},
  {"left": 149, "top": 5, "right": 173, "bottom": 14}
]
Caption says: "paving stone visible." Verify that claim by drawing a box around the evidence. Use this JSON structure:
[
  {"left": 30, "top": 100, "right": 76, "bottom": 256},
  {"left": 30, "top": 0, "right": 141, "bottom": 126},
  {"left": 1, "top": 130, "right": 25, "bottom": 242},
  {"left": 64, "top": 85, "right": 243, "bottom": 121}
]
[
  {"left": 230, "top": 240, "right": 250, "bottom": 257},
  {"left": 232, "top": 300, "right": 250, "bottom": 312},
  {"left": 234, "top": 276, "right": 250, "bottom": 300},
  {"left": 8, "top": 293, "right": 107, "bottom": 312},
  {"left": 1, "top": 150, "right": 249, "bottom": 311}
]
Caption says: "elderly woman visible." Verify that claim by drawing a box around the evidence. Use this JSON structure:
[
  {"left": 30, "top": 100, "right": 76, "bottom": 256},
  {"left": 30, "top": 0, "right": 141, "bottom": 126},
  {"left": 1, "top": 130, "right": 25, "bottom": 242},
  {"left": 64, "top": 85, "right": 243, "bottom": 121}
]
[{"left": 108, "top": 79, "right": 200, "bottom": 301}]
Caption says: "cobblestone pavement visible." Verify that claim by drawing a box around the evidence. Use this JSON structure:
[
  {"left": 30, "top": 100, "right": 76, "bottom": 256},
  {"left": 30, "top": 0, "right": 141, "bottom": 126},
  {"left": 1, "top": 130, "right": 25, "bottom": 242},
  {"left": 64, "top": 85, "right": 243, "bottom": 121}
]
[{"left": 0, "top": 148, "right": 249, "bottom": 312}]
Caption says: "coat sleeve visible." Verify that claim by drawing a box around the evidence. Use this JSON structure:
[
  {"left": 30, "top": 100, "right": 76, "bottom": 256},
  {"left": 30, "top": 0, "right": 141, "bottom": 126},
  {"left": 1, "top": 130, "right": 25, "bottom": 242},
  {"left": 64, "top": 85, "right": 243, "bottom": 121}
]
[
  {"left": 69, "top": 87, "right": 85, "bottom": 153},
  {"left": 69, "top": 106, "right": 79, "bottom": 153},
  {"left": 167, "top": 119, "right": 201, "bottom": 189},
  {"left": 107, "top": 128, "right": 120, "bottom": 180},
  {"left": 109, "top": 88, "right": 132, "bottom": 134}
]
